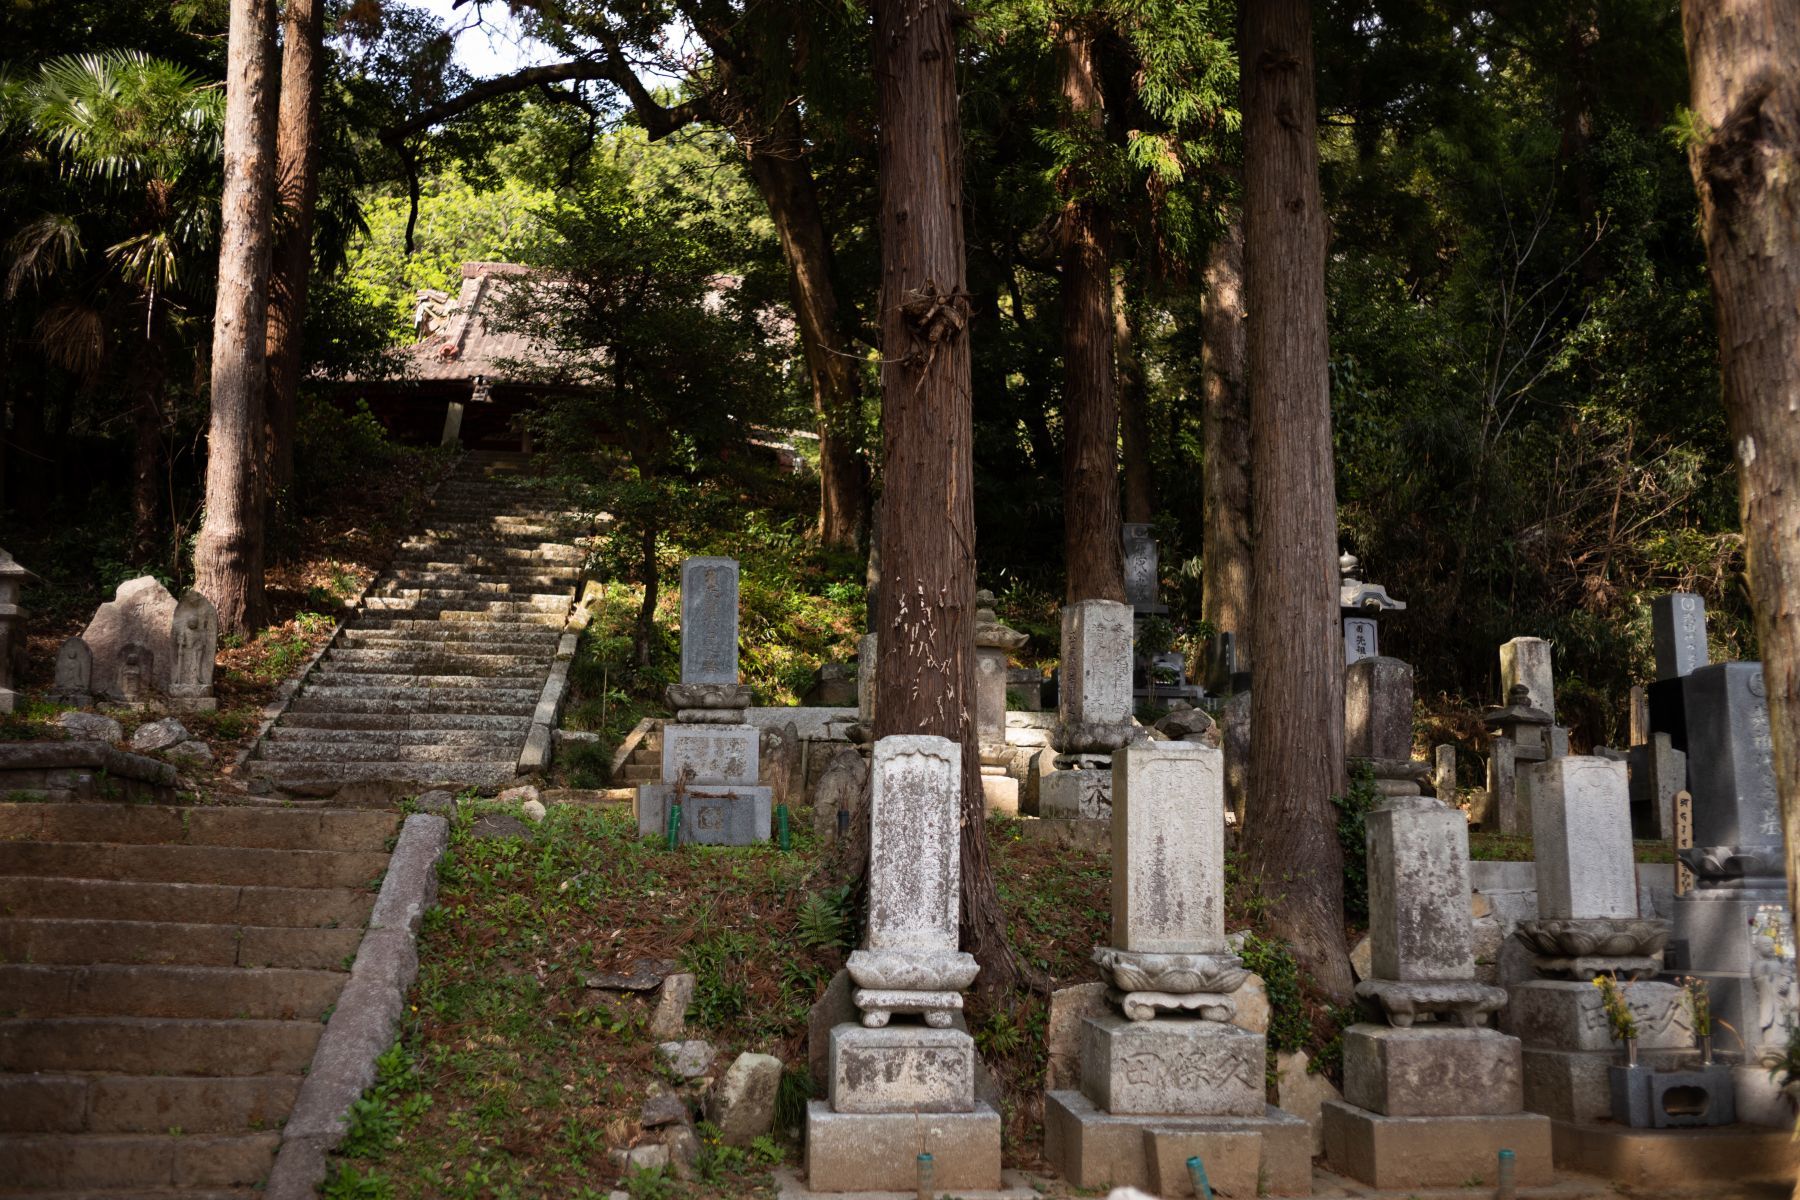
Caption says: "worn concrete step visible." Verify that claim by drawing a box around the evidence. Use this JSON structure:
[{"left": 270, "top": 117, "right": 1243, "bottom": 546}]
[
  {"left": 0, "top": 805, "right": 397, "bottom": 853},
  {"left": 0, "top": 876, "right": 375, "bottom": 927},
  {"left": 0, "top": 1017, "right": 321, "bottom": 1075},
  {"left": 262, "top": 726, "right": 522, "bottom": 748},
  {"left": 285, "top": 694, "right": 537, "bottom": 716},
  {"left": 255, "top": 739, "right": 520, "bottom": 763},
  {"left": 246, "top": 761, "right": 518, "bottom": 788},
  {"left": 392, "top": 542, "right": 584, "bottom": 562},
  {"left": 0, "top": 964, "right": 344, "bottom": 1020},
  {"left": 402, "top": 530, "right": 579, "bottom": 550},
  {"left": 369, "top": 570, "right": 580, "bottom": 590},
  {"left": 0, "top": 1072, "right": 300, "bottom": 1134},
  {"left": 0, "top": 842, "right": 389, "bottom": 890},
  {"left": 361, "top": 596, "right": 570, "bottom": 618},
  {"left": 0, "top": 1130, "right": 280, "bottom": 1188},
  {"left": 380, "top": 557, "right": 584, "bottom": 577},
  {"left": 269, "top": 711, "right": 532, "bottom": 734},
  {"left": 0, "top": 918, "right": 361, "bottom": 969},
  {"left": 297, "top": 684, "right": 542, "bottom": 708},
  {"left": 350, "top": 609, "right": 566, "bottom": 628}
]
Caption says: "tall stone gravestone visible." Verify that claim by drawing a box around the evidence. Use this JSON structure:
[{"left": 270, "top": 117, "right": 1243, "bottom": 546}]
[
  {"left": 806, "top": 736, "right": 1000, "bottom": 1191},
  {"left": 1043, "top": 599, "right": 1133, "bottom": 820},
  {"left": 1046, "top": 742, "right": 1313, "bottom": 1197},
  {"left": 1324, "top": 794, "right": 1548, "bottom": 1188},
  {"left": 1673, "top": 658, "right": 1794, "bottom": 1121},
  {"left": 1500, "top": 637, "right": 1555, "bottom": 717},
  {"left": 1646, "top": 592, "right": 1708, "bottom": 752},
  {"left": 638, "top": 557, "right": 769, "bottom": 844},
  {"left": 1344, "top": 656, "right": 1431, "bottom": 798},
  {"left": 1120, "top": 524, "right": 1166, "bottom": 615},
  {"left": 0, "top": 550, "right": 39, "bottom": 714},
  {"left": 1504, "top": 757, "right": 1685, "bottom": 1123}
]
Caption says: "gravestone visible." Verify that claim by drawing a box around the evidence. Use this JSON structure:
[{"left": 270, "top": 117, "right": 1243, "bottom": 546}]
[
  {"left": 856, "top": 632, "right": 877, "bottom": 724},
  {"left": 1627, "top": 732, "right": 1685, "bottom": 840},
  {"left": 1343, "top": 616, "right": 1379, "bottom": 666},
  {"left": 167, "top": 590, "right": 219, "bottom": 712},
  {"left": 1500, "top": 637, "right": 1555, "bottom": 717},
  {"left": 1652, "top": 592, "right": 1709, "bottom": 681},
  {"left": 1681, "top": 662, "right": 1780, "bottom": 884},
  {"left": 52, "top": 637, "right": 92, "bottom": 704},
  {"left": 82, "top": 576, "right": 179, "bottom": 703},
  {"left": 1046, "top": 741, "right": 1313, "bottom": 1193},
  {"left": 1057, "top": 599, "right": 1134, "bottom": 753},
  {"left": 1526, "top": 757, "right": 1638, "bottom": 921},
  {"left": 1434, "top": 744, "right": 1457, "bottom": 805},
  {"left": 679, "top": 557, "right": 738, "bottom": 686},
  {"left": 119, "top": 643, "right": 155, "bottom": 705},
  {"left": 1121, "top": 523, "right": 1165, "bottom": 614},
  {"left": 1345, "top": 657, "right": 1414, "bottom": 763},
  {"left": 808, "top": 735, "right": 999, "bottom": 1192}
]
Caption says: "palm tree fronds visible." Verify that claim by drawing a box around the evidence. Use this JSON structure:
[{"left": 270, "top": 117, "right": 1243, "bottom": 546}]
[
  {"left": 34, "top": 301, "right": 107, "bottom": 379},
  {"left": 5, "top": 212, "right": 85, "bottom": 299}
]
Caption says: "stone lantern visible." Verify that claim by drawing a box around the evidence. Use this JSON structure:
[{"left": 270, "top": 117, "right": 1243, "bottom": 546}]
[
  {"left": 1340, "top": 553, "right": 1406, "bottom": 665},
  {"left": 0, "top": 549, "right": 42, "bottom": 714}
]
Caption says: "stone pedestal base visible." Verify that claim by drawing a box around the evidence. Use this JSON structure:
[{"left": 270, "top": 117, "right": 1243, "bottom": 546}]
[
  {"left": 828, "top": 1025, "right": 973, "bottom": 1113},
  {"left": 1079, "top": 1013, "right": 1263, "bottom": 1116},
  {"left": 635, "top": 783, "right": 772, "bottom": 844},
  {"left": 1520, "top": 1045, "right": 1693, "bottom": 1123},
  {"left": 1321, "top": 1100, "right": 1552, "bottom": 1188},
  {"left": 1341, "top": 1025, "right": 1523, "bottom": 1116},
  {"left": 1044, "top": 1090, "right": 1311, "bottom": 1196},
  {"left": 1505, "top": 979, "right": 1691, "bottom": 1051},
  {"left": 1548, "top": 1118, "right": 1800, "bottom": 1186},
  {"left": 804, "top": 1100, "right": 1000, "bottom": 1192},
  {"left": 1040, "top": 769, "right": 1110, "bottom": 820}
]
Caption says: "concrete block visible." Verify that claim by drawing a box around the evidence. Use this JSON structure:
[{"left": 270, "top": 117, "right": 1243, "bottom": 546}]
[
  {"left": 804, "top": 1099, "right": 999, "bottom": 1192},
  {"left": 1112, "top": 741, "right": 1225, "bottom": 954},
  {"left": 1079, "top": 1013, "right": 1263, "bottom": 1117},
  {"left": 1322, "top": 1100, "right": 1552, "bottom": 1188},
  {"left": 828, "top": 1025, "right": 974, "bottom": 1114},
  {"left": 637, "top": 783, "right": 772, "bottom": 845},
  {"left": 1341, "top": 1025, "right": 1521, "bottom": 1117},
  {"left": 1044, "top": 1090, "right": 1311, "bottom": 1196}
]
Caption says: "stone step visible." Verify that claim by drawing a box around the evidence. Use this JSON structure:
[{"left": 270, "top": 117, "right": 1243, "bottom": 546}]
[
  {"left": 0, "top": 918, "right": 363, "bottom": 969},
  {"left": 332, "top": 636, "right": 561, "bottom": 658},
  {"left": 0, "top": 804, "right": 397, "bottom": 852},
  {"left": 0, "top": 1130, "right": 280, "bottom": 1188},
  {"left": 269, "top": 711, "right": 532, "bottom": 734},
  {"left": 367, "top": 570, "right": 580, "bottom": 590},
  {"left": 367, "top": 579, "right": 573, "bottom": 598},
  {"left": 254, "top": 739, "right": 521, "bottom": 763},
  {"left": 246, "top": 761, "right": 518, "bottom": 788},
  {"left": 284, "top": 694, "right": 537, "bottom": 716},
  {"left": 263, "top": 726, "right": 521, "bottom": 748},
  {"left": 0, "top": 1017, "right": 321, "bottom": 1075},
  {"left": 361, "top": 594, "right": 570, "bottom": 615},
  {"left": 402, "top": 529, "right": 579, "bottom": 549},
  {"left": 380, "top": 558, "right": 585, "bottom": 579},
  {"left": 0, "top": 1072, "right": 300, "bottom": 1134},
  {"left": 0, "top": 842, "right": 390, "bottom": 890},
  {"left": 0, "top": 964, "right": 344, "bottom": 1021},
  {"left": 0, "top": 876, "right": 375, "bottom": 927},
  {"left": 298, "top": 676, "right": 542, "bottom": 698},
  {"left": 350, "top": 609, "right": 566, "bottom": 628},
  {"left": 392, "top": 542, "right": 584, "bottom": 563},
  {"left": 621, "top": 764, "right": 660, "bottom": 783},
  {"left": 319, "top": 652, "right": 547, "bottom": 676}
]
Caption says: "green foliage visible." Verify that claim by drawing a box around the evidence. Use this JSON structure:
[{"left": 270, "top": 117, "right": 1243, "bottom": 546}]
[
  {"left": 1237, "top": 933, "right": 1310, "bottom": 1055},
  {"left": 1332, "top": 763, "right": 1383, "bottom": 925},
  {"left": 793, "top": 886, "right": 852, "bottom": 952},
  {"left": 337, "top": 1042, "right": 428, "bottom": 1158}
]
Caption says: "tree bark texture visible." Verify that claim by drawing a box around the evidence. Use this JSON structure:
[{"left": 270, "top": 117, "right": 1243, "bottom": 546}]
[
  {"left": 1058, "top": 23, "right": 1126, "bottom": 605},
  {"left": 872, "top": 0, "right": 1022, "bottom": 994},
  {"left": 196, "top": 0, "right": 276, "bottom": 634},
  {"left": 1201, "top": 217, "right": 1253, "bottom": 664},
  {"left": 1680, "top": 0, "right": 1800, "bottom": 927},
  {"left": 1115, "top": 274, "right": 1156, "bottom": 524},
  {"left": 1240, "top": 0, "right": 1352, "bottom": 1001},
  {"left": 264, "top": 0, "right": 325, "bottom": 527},
  {"left": 743, "top": 120, "right": 871, "bottom": 551}
]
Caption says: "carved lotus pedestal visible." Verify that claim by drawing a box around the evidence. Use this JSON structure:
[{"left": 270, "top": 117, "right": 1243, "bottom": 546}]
[{"left": 1514, "top": 917, "right": 1670, "bottom": 979}]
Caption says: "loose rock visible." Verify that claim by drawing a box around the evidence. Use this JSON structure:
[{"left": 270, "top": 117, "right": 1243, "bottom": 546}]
[
  {"left": 498, "top": 784, "right": 540, "bottom": 806},
  {"left": 1276, "top": 1049, "right": 1342, "bottom": 1155},
  {"left": 56, "top": 711, "right": 123, "bottom": 743},
  {"left": 470, "top": 813, "right": 530, "bottom": 840},
  {"left": 1349, "top": 933, "right": 1373, "bottom": 982},
  {"left": 656, "top": 1039, "right": 715, "bottom": 1079},
  {"left": 586, "top": 959, "right": 675, "bottom": 992},
  {"left": 807, "top": 969, "right": 856, "bottom": 1089},
  {"left": 609, "top": 1143, "right": 669, "bottom": 1173},
  {"left": 130, "top": 716, "right": 189, "bottom": 753},
  {"left": 168, "top": 740, "right": 213, "bottom": 764},
  {"left": 663, "top": 1123, "right": 700, "bottom": 1176},
  {"left": 1231, "top": 973, "right": 1270, "bottom": 1035},
  {"left": 707, "top": 1052, "right": 783, "bottom": 1147},
  {"left": 639, "top": 1092, "right": 689, "bottom": 1129},
  {"left": 1045, "top": 982, "right": 1110, "bottom": 1091},
  {"left": 648, "top": 972, "right": 696, "bottom": 1039},
  {"left": 521, "top": 798, "right": 547, "bottom": 822},
  {"left": 414, "top": 790, "right": 458, "bottom": 817}
]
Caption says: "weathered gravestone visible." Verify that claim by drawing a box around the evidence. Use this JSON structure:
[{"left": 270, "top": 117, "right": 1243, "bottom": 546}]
[
  {"left": 167, "top": 590, "right": 219, "bottom": 712},
  {"left": 1043, "top": 599, "right": 1133, "bottom": 820},
  {"left": 1121, "top": 523, "right": 1166, "bottom": 614},
  {"left": 82, "top": 576, "right": 179, "bottom": 702},
  {"left": 1653, "top": 592, "right": 1710, "bottom": 681},
  {"left": 1500, "top": 637, "right": 1555, "bottom": 718}
]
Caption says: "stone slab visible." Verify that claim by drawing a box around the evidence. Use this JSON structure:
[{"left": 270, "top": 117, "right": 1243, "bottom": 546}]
[
  {"left": 1321, "top": 1100, "right": 1552, "bottom": 1189},
  {"left": 980, "top": 772, "right": 1019, "bottom": 816},
  {"left": 679, "top": 556, "right": 739, "bottom": 685},
  {"left": 1043, "top": 1090, "right": 1311, "bottom": 1196},
  {"left": 661, "top": 723, "right": 759, "bottom": 787},
  {"left": 1527, "top": 756, "right": 1636, "bottom": 919},
  {"left": 867, "top": 735, "right": 960, "bottom": 956},
  {"left": 1344, "top": 656, "right": 1414, "bottom": 762},
  {"left": 1549, "top": 1117, "right": 1798, "bottom": 1187},
  {"left": 803, "top": 1099, "right": 1000, "bottom": 1192},
  {"left": 1079, "top": 1013, "right": 1263, "bottom": 1117},
  {"left": 1366, "top": 799, "right": 1474, "bottom": 982},
  {"left": 827, "top": 1024, "right": 974, "bottom": 1114},
  {"left": 81, "top": 576, "right": 178, "bottom": 700},
  {"left": 1652, "top": 592, "right": 1709, "bottom": 681},
  {"left": 1504, "top": 979, "right": 1691, "bottom": 1052},
  {"left": 1039, "top": 768, "right": 1111, "bottom": 820},
  {"left": 1341, "top": 1025, "right": 1522, "bottom": 1117},
  {"left": 1113, "top": 741, "right": 1225, "bottom": 955}
]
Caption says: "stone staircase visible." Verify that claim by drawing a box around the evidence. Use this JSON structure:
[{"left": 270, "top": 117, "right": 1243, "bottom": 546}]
[
  {"left": 615, "top": 726, "right": 662, "bottom": 787},
  {"left": 0, "top": 799, "right": 401, "bottom": 1194},
  {"left": 245, "top": 452, "right": 590, "bottom": 794}
]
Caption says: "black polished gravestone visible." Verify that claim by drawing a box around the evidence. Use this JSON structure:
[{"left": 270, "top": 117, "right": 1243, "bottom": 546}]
[{"left": 1681, "top": 661, "right": 1781, "bottom": 887}]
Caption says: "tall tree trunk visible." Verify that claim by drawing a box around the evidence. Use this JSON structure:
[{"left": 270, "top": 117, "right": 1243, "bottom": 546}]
[
  {"left": 742, "top": 112, "right": 870, "bottom": 551},
  {"left": 634, "top": 520, "right": 660, "bottom": 668},
  {"left": 1057, "top": 22, "right": 1125, "bottom": 605},
  {"left": 1201, "top": 217, "right": 1253, "bottom": 664},
  {"left": 1115, "top": 273, "right": 1156, "bottom": 525},
  {"left": 1680, "top": 0, "right": 1800, "bottom": 930},
  {"left": 195, "top": 0, "right": 276, "bottom": 635},
  {"left": 264, "top": 0, "right": 325, "bottom": 538},
  {"left": 872, "top": 0, "right": 1022, "bottom": 994},
  {"left": 1240, "top": 0, "right": 1352, "bottom": 1001},
  {"left": 127, "top": 335, "right": 166, "bottom": 562}
]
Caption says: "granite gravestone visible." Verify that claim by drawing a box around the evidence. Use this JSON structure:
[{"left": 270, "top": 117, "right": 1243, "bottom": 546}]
[
  {"left": 1653, "top": 592, "right": 1709, "bottom": 681},
  {"left": 679, "top": 557, "right": 739, "bottom": 686}
]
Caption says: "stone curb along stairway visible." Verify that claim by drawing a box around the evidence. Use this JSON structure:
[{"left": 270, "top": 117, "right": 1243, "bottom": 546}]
[{"left": 244, "top": 452, "right": 592, "bottom": 795}]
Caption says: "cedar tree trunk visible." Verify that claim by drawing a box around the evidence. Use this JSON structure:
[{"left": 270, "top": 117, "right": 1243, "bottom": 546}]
[
  {"left": 1115, "top": 273, "right": 1156, "bottom": 524},
  {"left": 872, "top": 0, "right": 1023, "bottom": 993},
  {"left": 1057, "top": 22, "right": 1126, "bottom": 604},
  {"left": 1240, "top": 0, "right": 1352, "bottom": 1001},
  {"left": 196, "top": 0, "right": 276, "bottom": 634},
  {"left": 1201, "top": 217, "right": 1253, "bottom": 665},
  {"left": 1680, "top": 0, "right": 1800, "bottom": 927},
  {"left": 264, "top": 0, "right": 325, "bottom": 529}
]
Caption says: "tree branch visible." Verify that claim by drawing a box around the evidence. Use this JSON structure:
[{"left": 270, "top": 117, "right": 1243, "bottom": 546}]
[{"left": 382, "top": 55, "right": 708, "bottom": 145}]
